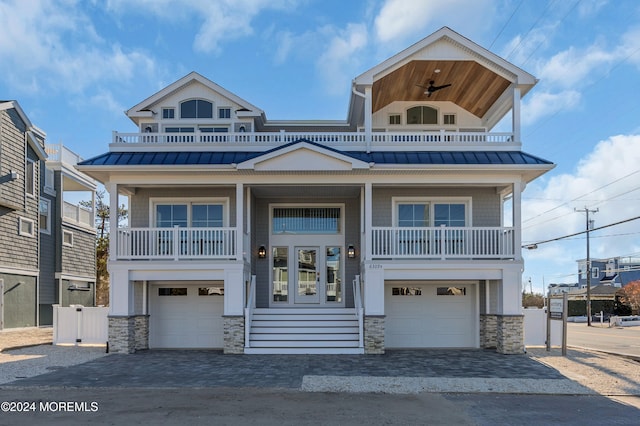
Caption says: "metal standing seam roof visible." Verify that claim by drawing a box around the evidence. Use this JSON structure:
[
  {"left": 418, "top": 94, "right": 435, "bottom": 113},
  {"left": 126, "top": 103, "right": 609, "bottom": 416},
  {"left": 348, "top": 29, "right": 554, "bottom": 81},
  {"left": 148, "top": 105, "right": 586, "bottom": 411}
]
[{"left": 79, "top": 150, "right": 553, "bottom": 167}]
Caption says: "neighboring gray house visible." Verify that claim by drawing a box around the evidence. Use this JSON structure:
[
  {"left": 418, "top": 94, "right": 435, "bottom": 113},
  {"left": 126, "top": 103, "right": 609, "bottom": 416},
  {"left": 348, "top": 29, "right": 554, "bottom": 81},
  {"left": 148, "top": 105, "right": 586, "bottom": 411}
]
[
  {"left": 39, "top": 143, "right": 97, "bottom": 325},
  {"left": 577, "top": 257, "right": 640, "bottom": 289},
  {"left": 0, "top": 100, "right": 97, "bottom": 329}
]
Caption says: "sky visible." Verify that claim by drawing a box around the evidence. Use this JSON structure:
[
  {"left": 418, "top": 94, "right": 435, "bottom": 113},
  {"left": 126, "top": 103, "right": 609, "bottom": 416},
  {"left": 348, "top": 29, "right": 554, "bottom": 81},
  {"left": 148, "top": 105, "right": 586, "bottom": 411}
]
[{"left": 1, "top": 0, "right": 640, "bottom": 294}]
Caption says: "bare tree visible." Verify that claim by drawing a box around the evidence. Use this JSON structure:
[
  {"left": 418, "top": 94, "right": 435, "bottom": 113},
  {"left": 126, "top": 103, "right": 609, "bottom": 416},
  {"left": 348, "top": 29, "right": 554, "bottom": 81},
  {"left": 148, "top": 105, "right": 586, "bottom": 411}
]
[{"left": 80, "top": 190, "right": 127, "bottom": 306}]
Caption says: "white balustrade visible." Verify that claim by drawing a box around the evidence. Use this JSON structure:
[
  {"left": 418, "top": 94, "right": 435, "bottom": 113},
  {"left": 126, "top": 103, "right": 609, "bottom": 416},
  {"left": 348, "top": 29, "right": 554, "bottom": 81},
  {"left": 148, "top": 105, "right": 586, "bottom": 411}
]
[
  {"left": 116, "top": 226, "right": 237, "bottom": 260},
  {"left": 371, "top": 226, "right": 515, "bottom": 259}
]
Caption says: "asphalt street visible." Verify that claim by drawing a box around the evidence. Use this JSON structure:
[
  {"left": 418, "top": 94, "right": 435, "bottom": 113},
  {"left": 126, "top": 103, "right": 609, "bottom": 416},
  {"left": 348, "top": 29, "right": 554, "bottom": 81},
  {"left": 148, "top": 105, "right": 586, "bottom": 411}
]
[{"left": 567, "top": 322, "right": 640, "bottom": 358}]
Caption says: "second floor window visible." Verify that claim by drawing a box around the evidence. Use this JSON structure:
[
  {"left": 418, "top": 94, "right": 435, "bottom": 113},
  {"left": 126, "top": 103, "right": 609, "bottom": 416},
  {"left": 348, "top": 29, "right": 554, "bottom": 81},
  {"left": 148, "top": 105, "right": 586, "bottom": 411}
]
[
  {"left": 396, "top": 199, "right": 468, "bottom": 228},
  {"left": 162, "top": 108, "right": 175, "bottom": 119},
  {"left": 180, "top": 99, "right": 213, "bottom": 119},
  {"left": 218, "top": 108, "right": 231, "bottom": 119},
  {"left": 39, "top": 199, "right": 51, "bottom": 234},
  {"left": 155, "top": 203, "right": 224, "bottom": 228}
]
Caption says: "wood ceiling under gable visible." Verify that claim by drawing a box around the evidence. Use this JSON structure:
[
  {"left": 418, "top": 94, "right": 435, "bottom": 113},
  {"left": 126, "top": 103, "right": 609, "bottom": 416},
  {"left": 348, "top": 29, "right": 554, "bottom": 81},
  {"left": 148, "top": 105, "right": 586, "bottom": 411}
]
[{"left": 372, "top": 60, "right": 512, "bottom": 119}]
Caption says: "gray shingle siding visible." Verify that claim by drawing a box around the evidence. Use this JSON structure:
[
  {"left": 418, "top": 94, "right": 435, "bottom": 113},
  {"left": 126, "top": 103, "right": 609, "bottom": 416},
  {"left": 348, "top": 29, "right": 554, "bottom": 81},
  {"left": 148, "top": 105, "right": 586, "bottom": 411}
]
[
  {"left": 0, "top": 109, "right": 39, "bottom": 272},
  {"left": 38, "top": 193, "right": 57, "bottom": 304},
  {"left": 60, "top": 223, "right": 96, "bottom": 278}
]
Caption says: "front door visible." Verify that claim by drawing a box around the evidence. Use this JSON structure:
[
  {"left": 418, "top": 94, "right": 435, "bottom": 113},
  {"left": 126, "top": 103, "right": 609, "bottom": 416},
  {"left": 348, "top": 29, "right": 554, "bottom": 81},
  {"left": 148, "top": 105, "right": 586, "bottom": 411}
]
[{"left": 294, "top": 247, "right": 320, "bottom": 303}]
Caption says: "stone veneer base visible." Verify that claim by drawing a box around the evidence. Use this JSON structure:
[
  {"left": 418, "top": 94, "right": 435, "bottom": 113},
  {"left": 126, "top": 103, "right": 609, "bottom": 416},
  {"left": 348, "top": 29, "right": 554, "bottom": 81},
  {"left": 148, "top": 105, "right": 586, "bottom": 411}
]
[
  {"left": 496, "top": 314, "right": 524, "bottom": 354},
  {"left": 364, "top": 316, "right": 385, "bottom": 354},
  {"left": 108, "top": 315, "right": 149, "bottom": 354},
  {"left": 223, "top": 316, "right": 245, "bottom": 354},
  {"left": 480, "top": 314, "right": 498, "bottom": 349}
]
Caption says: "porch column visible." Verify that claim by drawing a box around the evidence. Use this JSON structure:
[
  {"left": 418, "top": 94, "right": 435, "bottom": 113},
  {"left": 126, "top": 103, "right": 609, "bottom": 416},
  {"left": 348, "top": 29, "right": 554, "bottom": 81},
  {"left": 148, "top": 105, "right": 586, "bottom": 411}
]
[
  {"left": 106, "top": 182, "right": 118, "bottom": 261},
  {"left": 512, "top": 180, "right": 523, "bottom": 261},
  {"left": 364, "top": 182, "right": 372, "bottom": 261},
  {"left": 235, "top": 183, "right": 244, "bottom": 261},
  {"left": 364, "top": 86, "right": 372, "bottom": 152},
  {"left": 223, "top": 267, "right": 245, "bottom": 354},
  {"left": 496, "top": 266, "right": 525, "bottom": 354},
  {"left": 512, "top": 86, "right": 521, "bottom": 144}
]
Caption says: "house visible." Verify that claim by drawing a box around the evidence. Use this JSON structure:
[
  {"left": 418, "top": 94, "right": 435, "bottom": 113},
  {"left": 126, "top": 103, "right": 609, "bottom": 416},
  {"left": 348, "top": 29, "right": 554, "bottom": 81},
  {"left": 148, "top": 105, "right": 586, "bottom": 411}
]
[
  {"left": 548, "top": 282, "right": 580, "bottom": 296},
  {"left": 577, "top": 257, "right": 640, "bottom": 289},
  {"left": 77, "top": 27, "right": 554, "bottom": 354},
  {"left": 0, "top": 100, "right": 97, "bottom": 329},
  {"left": 39, "top": 143, "right": 98, "bottom": 325}
]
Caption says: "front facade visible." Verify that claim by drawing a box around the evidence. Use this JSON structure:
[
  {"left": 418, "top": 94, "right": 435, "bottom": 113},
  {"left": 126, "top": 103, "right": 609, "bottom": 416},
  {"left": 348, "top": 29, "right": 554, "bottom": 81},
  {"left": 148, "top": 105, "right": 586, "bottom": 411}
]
[
  {"left": 79, "top": 27, "right": 554, "bottom": 354},
  {"left": 0, "top": 101, "right": 97, "bottom": 329}
]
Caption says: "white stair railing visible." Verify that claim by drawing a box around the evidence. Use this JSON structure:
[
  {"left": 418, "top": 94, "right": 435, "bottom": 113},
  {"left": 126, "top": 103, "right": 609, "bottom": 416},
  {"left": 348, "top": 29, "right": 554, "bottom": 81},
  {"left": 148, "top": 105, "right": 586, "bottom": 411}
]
[
  {"left": 244, "top": 275, "right": 256, "bottom": 349},
  {"left": 353, "top": 275, "right": 364, "bottom": 348}
]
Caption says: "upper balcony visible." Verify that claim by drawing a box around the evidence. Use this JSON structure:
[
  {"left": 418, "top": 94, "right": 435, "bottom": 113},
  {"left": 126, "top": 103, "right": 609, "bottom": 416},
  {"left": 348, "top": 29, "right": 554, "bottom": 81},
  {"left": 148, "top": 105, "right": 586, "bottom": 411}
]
[{"left": 111, "top": 129, "right": 518, "bottom": 153}]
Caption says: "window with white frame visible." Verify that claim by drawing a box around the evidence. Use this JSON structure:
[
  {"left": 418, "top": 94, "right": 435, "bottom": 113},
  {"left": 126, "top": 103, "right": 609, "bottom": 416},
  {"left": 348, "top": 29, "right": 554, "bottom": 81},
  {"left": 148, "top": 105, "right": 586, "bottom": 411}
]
[
  {"left": 389, "top": 114, "right": 401, "bottom": 125},
  {"left": 44, "top": 165, "right": 55, "bottom": 193},
  {"left": 443, "top": 114, "right": 456, "bottom": 125},
  {"left": 180, "top": 99, "right": 213, "bottom": 119},
  {"left": 19, "top": 217, "right": 35, "bottom": 237},
  {"left": 394, "top": 198, "right": 469, "bottom": 228},
  {"left": 218, "top": 107, "right": 231, "bottom": 119},
  {"left": 162, "top": 108, "right": 175, "bottom": 119},
  {"left": 39, "top": 199, "right": 51, "bottom": 234},
  {"left": 26, "top": 158, "right": 36, "bottom": 196},
  {"left": 153, "top": 199, "right": 227, "bottom": 228},
  {"left": 63, "top": 230, "right": 74, "bottom": 246},
  {"left": 592, "top": 267, "right": 600, "bottom": 279},
  {"left": 406, "top": 106, "right": 438, "bottom": 125}
]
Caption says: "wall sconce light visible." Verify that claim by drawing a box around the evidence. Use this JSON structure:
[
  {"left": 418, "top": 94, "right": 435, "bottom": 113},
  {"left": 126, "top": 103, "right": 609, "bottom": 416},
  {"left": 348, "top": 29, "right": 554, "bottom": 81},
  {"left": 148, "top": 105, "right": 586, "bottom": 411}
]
[
  {"left": 258, "top": 245, "right": 267, "bottom": 259},
  {"left": 347, "top": 244, "right": 356, "bottom": 258}
]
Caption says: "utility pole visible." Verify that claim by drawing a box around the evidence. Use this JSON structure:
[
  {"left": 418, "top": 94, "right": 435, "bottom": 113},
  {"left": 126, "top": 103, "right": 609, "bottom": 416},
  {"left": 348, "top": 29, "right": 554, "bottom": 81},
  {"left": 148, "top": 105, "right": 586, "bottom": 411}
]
[{"left": 575, "top": 207, "right": 598, "bottom": 326}]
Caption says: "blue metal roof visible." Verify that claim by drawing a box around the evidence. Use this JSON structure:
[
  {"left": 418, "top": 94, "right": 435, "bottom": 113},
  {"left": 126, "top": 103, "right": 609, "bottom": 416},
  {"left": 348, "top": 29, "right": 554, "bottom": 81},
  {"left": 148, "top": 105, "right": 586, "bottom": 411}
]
[{"left": 79, "top": 149, "right": 552, "bottom": 167}]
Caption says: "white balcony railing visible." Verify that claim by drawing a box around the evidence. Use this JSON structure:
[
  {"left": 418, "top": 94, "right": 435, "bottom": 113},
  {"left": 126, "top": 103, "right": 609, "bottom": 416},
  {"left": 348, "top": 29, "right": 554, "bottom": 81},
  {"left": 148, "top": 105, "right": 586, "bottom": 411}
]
[
  {"left": 116, "top": 226, "right": 236, "bottom": 260},
  {"left": 112, "top": 130, "right": 516, "bottom": 151},
  {"left": 45, "top": 143, "right": 84, "bottom": 165},
  {"left": 371, "top": 226, "right": 515, "bottom": 259},
  {"left": 63, "top": 201, "right": 93, "bottom": 227}
]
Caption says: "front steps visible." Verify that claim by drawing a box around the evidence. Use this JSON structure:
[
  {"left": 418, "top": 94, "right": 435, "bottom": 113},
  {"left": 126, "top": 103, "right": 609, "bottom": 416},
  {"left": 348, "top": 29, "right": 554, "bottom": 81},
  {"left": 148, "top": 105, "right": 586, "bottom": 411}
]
[{"left": 244, "top": 308, "right": 364, "bottom": 354}]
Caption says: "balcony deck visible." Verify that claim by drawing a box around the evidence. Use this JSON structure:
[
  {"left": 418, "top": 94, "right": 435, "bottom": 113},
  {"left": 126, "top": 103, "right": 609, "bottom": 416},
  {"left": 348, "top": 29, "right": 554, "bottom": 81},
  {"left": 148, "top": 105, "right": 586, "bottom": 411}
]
[
  {"left": 111, "top": 130, "right": 518, "bottom": 152},
  {"left": 114, "top": 226, "right": 515, "bottom": 261}
]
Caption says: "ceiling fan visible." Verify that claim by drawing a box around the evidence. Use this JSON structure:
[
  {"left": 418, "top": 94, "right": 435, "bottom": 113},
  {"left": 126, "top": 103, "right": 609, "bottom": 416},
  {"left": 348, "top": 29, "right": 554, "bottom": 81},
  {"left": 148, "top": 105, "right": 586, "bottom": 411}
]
[{"left": 416, "top": 80, "right": 452, "bottom": 97}]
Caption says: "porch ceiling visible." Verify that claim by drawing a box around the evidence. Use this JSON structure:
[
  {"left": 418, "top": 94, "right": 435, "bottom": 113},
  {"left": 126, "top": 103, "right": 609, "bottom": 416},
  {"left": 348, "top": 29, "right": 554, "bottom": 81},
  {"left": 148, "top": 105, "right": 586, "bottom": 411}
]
[{"left": 372, "top": 60, "right": 511, "bottom": 118}]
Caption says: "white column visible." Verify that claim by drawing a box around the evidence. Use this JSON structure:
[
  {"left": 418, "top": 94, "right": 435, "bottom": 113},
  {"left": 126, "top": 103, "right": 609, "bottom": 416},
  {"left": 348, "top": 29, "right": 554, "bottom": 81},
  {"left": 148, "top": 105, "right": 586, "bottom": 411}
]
[
  {"left": 513, "top": 181, "right": 523, "bottom": 261},
  {"left": 364, "top": 182, "right": 372, "bottom": 261},
  {"left": 499, "top": 266, "right": 523, "bottom": 315},
  {"left": 364, "top": 86, "right": 372, "bottom": 152},
  {"left": 109, "top": 268, "right": 131, "bottom": 316},
  {"left": 364, "top": 267, "right": 384, "bottom": 315},
  {"left": 512, "top": 86, "right": 521, "bottom": 144},
  {"left": 224, "top": 267, "right": 245, "bottom": 316},
  {"left": 107, "top": 182, "right": 118, "bottom": 261},
  {"left": 235, "top": 183, "right": 244, "bottom": 261}
]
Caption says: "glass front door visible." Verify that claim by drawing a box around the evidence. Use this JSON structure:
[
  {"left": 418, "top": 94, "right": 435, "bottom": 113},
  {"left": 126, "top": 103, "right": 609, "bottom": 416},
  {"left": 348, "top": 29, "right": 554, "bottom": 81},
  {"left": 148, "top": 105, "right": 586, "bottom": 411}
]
[{"left": 294, "top": 247, "right": 319, "bottom": 303}]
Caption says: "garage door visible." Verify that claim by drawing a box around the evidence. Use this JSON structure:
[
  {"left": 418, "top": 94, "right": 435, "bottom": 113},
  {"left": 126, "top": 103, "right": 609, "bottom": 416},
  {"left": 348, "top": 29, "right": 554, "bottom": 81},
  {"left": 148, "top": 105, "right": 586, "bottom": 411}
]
[
  {"left": 385, "top": 282, "right": 476, "bottom": 348},
  {"left": 149, "top": 284, "right": 224, "bottom": 349}
]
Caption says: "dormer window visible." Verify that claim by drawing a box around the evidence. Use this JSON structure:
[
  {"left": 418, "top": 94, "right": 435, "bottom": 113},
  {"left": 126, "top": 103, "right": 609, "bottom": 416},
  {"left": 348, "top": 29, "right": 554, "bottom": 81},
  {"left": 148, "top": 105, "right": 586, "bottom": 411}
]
[
  {"left": 407, "top": 106, "right": 438, "bottom": 125},
  {"left": 180, "top": 99, "right": 213, "bottom": 119}
]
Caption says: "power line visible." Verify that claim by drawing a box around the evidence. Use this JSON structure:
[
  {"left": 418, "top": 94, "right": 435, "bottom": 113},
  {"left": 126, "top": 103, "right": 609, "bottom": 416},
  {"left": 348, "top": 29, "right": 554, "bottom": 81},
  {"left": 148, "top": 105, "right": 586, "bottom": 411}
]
[
  {"left": 489, "top": 0, "right": 525, "bottom": 49},
  {"left": 522, "top": 214, "right": 640, "bottom": 248}
]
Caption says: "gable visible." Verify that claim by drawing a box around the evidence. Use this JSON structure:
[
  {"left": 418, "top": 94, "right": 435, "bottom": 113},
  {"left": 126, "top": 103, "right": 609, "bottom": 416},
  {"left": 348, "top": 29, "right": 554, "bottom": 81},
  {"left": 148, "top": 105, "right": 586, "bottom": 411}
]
[{"left": 236, "top": 142, "right": 370, "bottom": 171}]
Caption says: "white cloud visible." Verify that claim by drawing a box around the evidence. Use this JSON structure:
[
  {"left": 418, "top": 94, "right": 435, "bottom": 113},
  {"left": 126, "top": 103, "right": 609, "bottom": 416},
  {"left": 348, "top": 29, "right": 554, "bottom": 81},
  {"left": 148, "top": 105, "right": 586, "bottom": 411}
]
[
  {"left": 521, "top": 90, "right": 581, "bottom": 125},
  {"left": 0, "top": 0, "right": 158, "bottom": 97},
  {"left": 374, "top": 0, "right": 495, "bottom": 46},
  {"left": 523, "top": 134, "right": 640, "bottom": 268},
  {"left": 316, "top": 23, "right": 368, "bottom": 96}
]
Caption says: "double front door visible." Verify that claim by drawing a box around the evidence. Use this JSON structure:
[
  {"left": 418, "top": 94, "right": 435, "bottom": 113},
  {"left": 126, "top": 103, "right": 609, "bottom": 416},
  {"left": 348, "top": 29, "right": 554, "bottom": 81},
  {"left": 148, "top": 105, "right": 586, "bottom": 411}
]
[{"left": 271, "top": 245, "right": 343, "bottom": 305}]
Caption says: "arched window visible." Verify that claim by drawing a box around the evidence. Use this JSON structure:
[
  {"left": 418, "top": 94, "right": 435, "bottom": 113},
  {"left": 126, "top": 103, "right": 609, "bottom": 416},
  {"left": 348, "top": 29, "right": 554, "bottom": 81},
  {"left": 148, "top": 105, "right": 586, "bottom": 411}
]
[
  {"left": 180, "top": 99, "right": 213, "bottom": 119},
  {"left": 406, "top": 106, "right": 438, "bottom": 125}
]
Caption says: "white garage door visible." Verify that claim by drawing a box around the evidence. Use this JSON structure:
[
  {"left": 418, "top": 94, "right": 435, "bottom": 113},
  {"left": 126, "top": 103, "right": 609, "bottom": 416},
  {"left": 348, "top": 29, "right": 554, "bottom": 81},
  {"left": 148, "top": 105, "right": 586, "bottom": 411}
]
[
  {"left": 149, "top": 284, "right": 224, "bottom": 349},
  {"left": 385, "top": 282, "right": 476, "bottom": 348}
]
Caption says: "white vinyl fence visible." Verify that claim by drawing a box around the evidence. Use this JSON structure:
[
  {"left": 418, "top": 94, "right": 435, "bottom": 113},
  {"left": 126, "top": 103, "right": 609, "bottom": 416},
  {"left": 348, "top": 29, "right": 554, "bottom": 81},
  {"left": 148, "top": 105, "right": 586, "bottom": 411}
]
[
  {"left": 523, "top": 308, "right": 562, "bottom": 347},
  {"left": 53, "top": 305, "right": 108, "bottom": 345}
]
